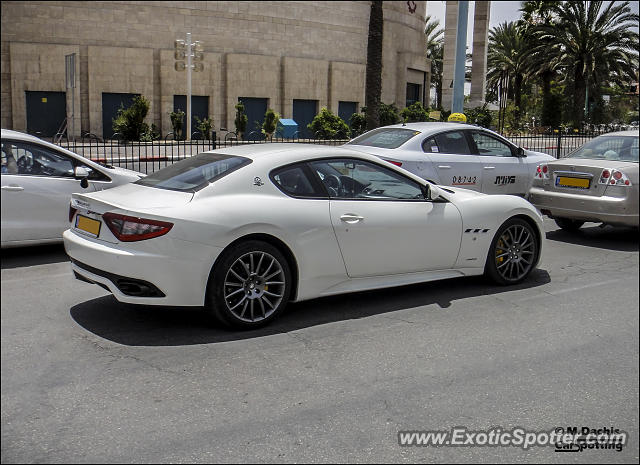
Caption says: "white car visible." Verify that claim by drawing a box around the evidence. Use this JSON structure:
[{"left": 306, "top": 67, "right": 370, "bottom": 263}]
[
  {"left": 346, "top": 122, "right": 555, "bottom": 195},
  {"left": 1, "top": 129, "right": 143, "bottom": 248},
  {"left": 63, "top": 143, "right": 544, "bottom": 329}
]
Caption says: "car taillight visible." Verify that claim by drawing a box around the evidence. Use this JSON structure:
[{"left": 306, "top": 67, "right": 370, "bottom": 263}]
[
  {"left": 385, "top": 159, "right": 402, "bottom": 167},
  {"left": 69, "top": 204, "right": 77, "bottom": 222},
  {"left": 605, "top": 169, "right": 632, "bottom": 187},
  {"left": 535, "top": 164, "right": 549, "bottom": 180},
  {"left": 599, "top": 169, "right": 611, "bottom": 184},
  {"left": 102, "top": 212, "right": 173, "bottom": 242}
]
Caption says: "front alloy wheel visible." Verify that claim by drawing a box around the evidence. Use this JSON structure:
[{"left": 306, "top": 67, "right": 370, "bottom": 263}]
[
  {"left": 208, "top": 240, "right": 291, "bottom": 328},
  {"left": 485, "top": 218, "right": 539, "bottom": 285}
]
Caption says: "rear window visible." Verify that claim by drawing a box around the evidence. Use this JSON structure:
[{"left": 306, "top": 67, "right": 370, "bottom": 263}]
[
  {"left": 567, "top": 136, "right": 638, "bottom": 163},
  {"left": 135, "top": 153, "right": 251, "bottom": 192},
  {"left": 347, "top": 128, "right": 420, "bottom": 149}
]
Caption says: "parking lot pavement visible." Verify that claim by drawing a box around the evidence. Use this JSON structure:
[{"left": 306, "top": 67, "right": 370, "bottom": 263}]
[{"left": 1, "top": 218, "right": 638, "bottom": 463}]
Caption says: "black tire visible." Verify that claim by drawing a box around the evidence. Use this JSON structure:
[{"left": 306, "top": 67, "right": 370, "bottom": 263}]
[
  {"left": 206, "top": 240, "right": 292, "bottom": 329},
  {"left": 554, "top": 217, "right": 585, "bottom": 231},
  {"left": 485, "top": 217, "right": 540, "bottom": 286}
]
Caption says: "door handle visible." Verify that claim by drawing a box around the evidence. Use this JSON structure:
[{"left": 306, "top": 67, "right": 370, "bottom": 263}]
[
  {"left": 1, "top": 185, "right": 24, "bottom": 192},
  {"left": 483, "top": 166, "right": 496, "bottom": 170},
  {"left": 437, "top": 165, "right": 451, "bottom": 169},
  {"left": 340, "top": 214, "right": 364, "bottom": 223}
]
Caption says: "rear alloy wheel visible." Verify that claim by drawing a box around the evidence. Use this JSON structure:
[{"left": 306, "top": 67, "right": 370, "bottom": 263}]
[
  {"left": 554, "top": 217, "right": 585, "bottom": 232},
  {"left": 485, "top": 218, "right": 539, "bottom": 285},
  {"left": 208, "top": 240, "right": 291, "bottom": 329}
]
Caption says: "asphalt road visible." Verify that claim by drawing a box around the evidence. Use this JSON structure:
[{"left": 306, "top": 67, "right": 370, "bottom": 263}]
[{"left": 1, "top": 219, "right": 638, "bottom": 463}]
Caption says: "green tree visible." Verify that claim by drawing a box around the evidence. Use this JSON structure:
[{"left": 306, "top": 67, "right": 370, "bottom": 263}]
[
  {"left": 262, "top": 109, "right": 280, "bottom": 139},
  {"left": 425, "top": 14, "right": 444, "bottom": 109},
  {"left": 365, "top": 1, "right": 384, "bottom": 130},
  {"left": 194, "top": 115, "right": 214, "bottom": 140},
  {"left": 234, "top": 102, "right": 248, "bottom": 139},
  {"left": 537, "top": 1, "right": 639, "bottom": 126},
  {"left": 379, "top": 102, "right": 400, "bottom": 126},
  {"left": 169, "top": 109, "right": 185, "bottom": 140},
  {"left": 112, "top": 95, "right": 150, "bottom": 141},
  {"left": 487, "top": 22, "right": 530, "bottom": 127}
]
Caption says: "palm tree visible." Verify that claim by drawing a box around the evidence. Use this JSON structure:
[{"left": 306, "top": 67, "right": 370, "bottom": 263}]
[
  {"left": 487, "top": 21, "right": 530, "bottom": 126},
  {"left": 518, "top": 1, "right": 562, "bottom": 127},
  {"left": 425, "top": 14, "right": 444, "bottom": 109},
  {"left": 365, "top": 1, "right": 384, "bottom": 130},
  {"left": 537, "top": 1, "right": 639, "bottom": 125}
]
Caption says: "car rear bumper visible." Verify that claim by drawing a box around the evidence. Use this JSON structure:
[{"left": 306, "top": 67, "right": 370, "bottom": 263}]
[
  {"left": 63, "top": 229, "right": 224, "bottom": 306},
  {"left": 528, "top": 187, "right": 639, "bottom": 227}
]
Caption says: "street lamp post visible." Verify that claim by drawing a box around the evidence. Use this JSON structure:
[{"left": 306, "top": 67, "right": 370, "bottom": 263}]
[{"left": 174, "top": 33, "right": 204, "bottom": 140}]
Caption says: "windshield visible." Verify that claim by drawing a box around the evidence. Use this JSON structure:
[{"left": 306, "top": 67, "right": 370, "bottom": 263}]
[
  {"left": 135, "top": 153, "right": 251, "bottom": 192},
  {"left": 347, "top": 128, "right": 421, "bottom": 149},
  {"left": 567, "top": 136, "right": 638, "bottom": 163}
]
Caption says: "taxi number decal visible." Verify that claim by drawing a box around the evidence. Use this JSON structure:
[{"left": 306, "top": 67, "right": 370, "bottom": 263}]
[{"left": 452, "top": 176, "right": 477, "bottom": 185}]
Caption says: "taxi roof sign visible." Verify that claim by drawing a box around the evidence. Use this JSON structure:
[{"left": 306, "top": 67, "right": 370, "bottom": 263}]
[{"left": 448, "top": 112, "right": 467, "bottom": 123}]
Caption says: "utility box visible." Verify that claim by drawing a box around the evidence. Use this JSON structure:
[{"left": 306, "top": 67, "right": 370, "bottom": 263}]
[{"left": 277, "top": 119, "right": 298, "bottom": 139}]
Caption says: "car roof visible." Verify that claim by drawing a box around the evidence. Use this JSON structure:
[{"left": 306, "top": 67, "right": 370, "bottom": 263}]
[
  {"left": 209, "top": 143, "right": 380, "bottom": 163},
  {"left": 368, "top": 122, "right": 475, "bottom": 135},
  {"left": 597, "top": 130, "right": 638, "bottom": 137},
  {"left": 1, "top": 128, "right": 43, "bottom": 143}
]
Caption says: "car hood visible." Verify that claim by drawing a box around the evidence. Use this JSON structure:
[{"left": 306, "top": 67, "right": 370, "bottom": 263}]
[
  {"left": 105, "top": 165, "right": 146, "bottom": 179},
  {"left": 439, "top": 185, "right": 486, "bottom": 201},
  {"left": 525, "top": 150, "right": 555, "bottom": 161}
]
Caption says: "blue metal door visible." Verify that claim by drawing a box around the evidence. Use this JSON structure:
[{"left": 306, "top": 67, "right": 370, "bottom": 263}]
[
  {"left": 102, "top": 93, "right": 139, "bottom": 139},
  {"left": 25, "top": 91, "right": 67, "bottom": 138},
  {"left": 173, "top": 95, "right": 209, "bottom": 139},
  {"left": 238, "top": 97, "right": 268, "bottom": 141},
  {"left": 338, "top": 101, "right": 357, "bottom": 129},
  {"left": 293, "top": 99, "right": 318, "bottom": 139}
]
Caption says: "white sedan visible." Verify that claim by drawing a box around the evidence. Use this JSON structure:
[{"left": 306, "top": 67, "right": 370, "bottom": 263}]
[
  {"left": 1, "top": 129, "right": 143, "bottom": 248},
  {"left": 346, "top": 122, "right": 555, "bottom": 195},
  {"left": 63, "top": 144, "right": 544, "bottom": 329}
]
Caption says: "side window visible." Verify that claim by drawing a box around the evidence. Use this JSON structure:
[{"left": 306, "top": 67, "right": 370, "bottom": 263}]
[
  {"left": 422, "top": 137, "right": 440, "bottom": 153},
  {"left": 433, "top": 131, "right": 472, "bottom": 155},
  {"left": 472, "top": 132, "right": 513, "bottom": 157},
  {"left": 310, "top": 159, "right": 425, "bottom": 200},
  {"left": 271, "top": 164, "right": 324, "bottom": 198},
  {"left": 1, "top": 141, "right": 75, "bottom": 177}
]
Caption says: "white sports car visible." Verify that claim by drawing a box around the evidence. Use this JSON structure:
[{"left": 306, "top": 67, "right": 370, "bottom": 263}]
[
  {"left": 63, "top": 144, "right": 544, "bottom": 328},
  {"left": 346, "top": 122, "right": 555, "bottom": 196},
  {"left": 1, "top": 129, "right": 143, "bottom": 248}
]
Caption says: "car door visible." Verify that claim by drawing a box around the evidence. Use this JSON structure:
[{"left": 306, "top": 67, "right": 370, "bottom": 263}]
[
  {"left": 309, "top": 158, "right": 463, "bottom": 278},
  {"left": 1, "top": 140, "right": 97, "bottom": 243},
  {"left": 423, "top": 130, "right": 482, "bottom": 191},
  {"left": 470, "top": 130, "right": 529, "bottom": 195}
]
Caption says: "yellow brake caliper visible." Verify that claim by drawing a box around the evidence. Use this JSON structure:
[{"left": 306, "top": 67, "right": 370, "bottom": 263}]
[{"left": 496, "top": 238, "right": 505, "bottom": 263}]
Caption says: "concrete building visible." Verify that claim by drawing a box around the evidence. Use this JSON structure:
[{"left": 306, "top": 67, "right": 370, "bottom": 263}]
[
  {"left": 1, "top": 1, "right": 430, "bottom": 140},
  {"left": 441, "top": 1, "right": 491, "bottom": 111}
]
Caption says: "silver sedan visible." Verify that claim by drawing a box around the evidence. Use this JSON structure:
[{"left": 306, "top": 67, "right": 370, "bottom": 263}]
[{"left": 528, "top": 130, "right": 639, "bottom": 230}]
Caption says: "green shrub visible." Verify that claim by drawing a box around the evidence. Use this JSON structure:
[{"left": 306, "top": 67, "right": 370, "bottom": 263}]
[
  {"left": 400, "top": 102, "right": 430, "bottom": 123},
  {"left": 466, "top": 105, "right": 493, "bottom": 128},
  {"left": 307, "top": 107, "right": 350, "bottom": 139},
  {"left": 169, "top": 109, "right": 185, "bottom": 140},
  {"left": 349, "top": 111, "right": 367, "bottom": 136},
  {"left": 234, "top": 102, "right": 248, "bottom": 139},
  {"left": 379, "top": 102, "right": 400, "bottom": 126},
  {"left": 112, "top": 95, "right": 150, "bottom": 141},
  {"left": 262, "top": 109, "right": 280, "bottom": 139},
  {"left": 194, "top": 115, "right": 214, "bottom": 140}
]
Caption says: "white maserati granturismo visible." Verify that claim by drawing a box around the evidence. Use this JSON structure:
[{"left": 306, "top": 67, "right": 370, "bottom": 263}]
[{"left": 63, "top": 144, "right": 544, "bottom": 328}]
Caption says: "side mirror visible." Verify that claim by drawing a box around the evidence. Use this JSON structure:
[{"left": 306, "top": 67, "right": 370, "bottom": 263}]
[
  {"left": 75, "top": 166, "right": 90, "bottom": 189},
  {"left": 516, "top": 147, "right": 526, "bottom": 157},
  {"left": 427, "top": 184, "right": 445, "bottom": 202},
  {"left": 74, "top": 166, "right": 90, "bottom": 178}
]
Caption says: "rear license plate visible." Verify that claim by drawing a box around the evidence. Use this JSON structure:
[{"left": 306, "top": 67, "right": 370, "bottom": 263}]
[
  {"left": 75, "top": 214, "right": 101, "bottom": 237},
  {"left": 556, "top": 176, "right": 590, "bottom": 189}
]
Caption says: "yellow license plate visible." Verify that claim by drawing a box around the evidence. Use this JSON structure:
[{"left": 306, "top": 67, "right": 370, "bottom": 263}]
[
  {"left": 556, "top": 176, "right": 590, "bottom": 189},
  {"left": 75, "top": 214, "right": 101, "bottom": 237}
]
